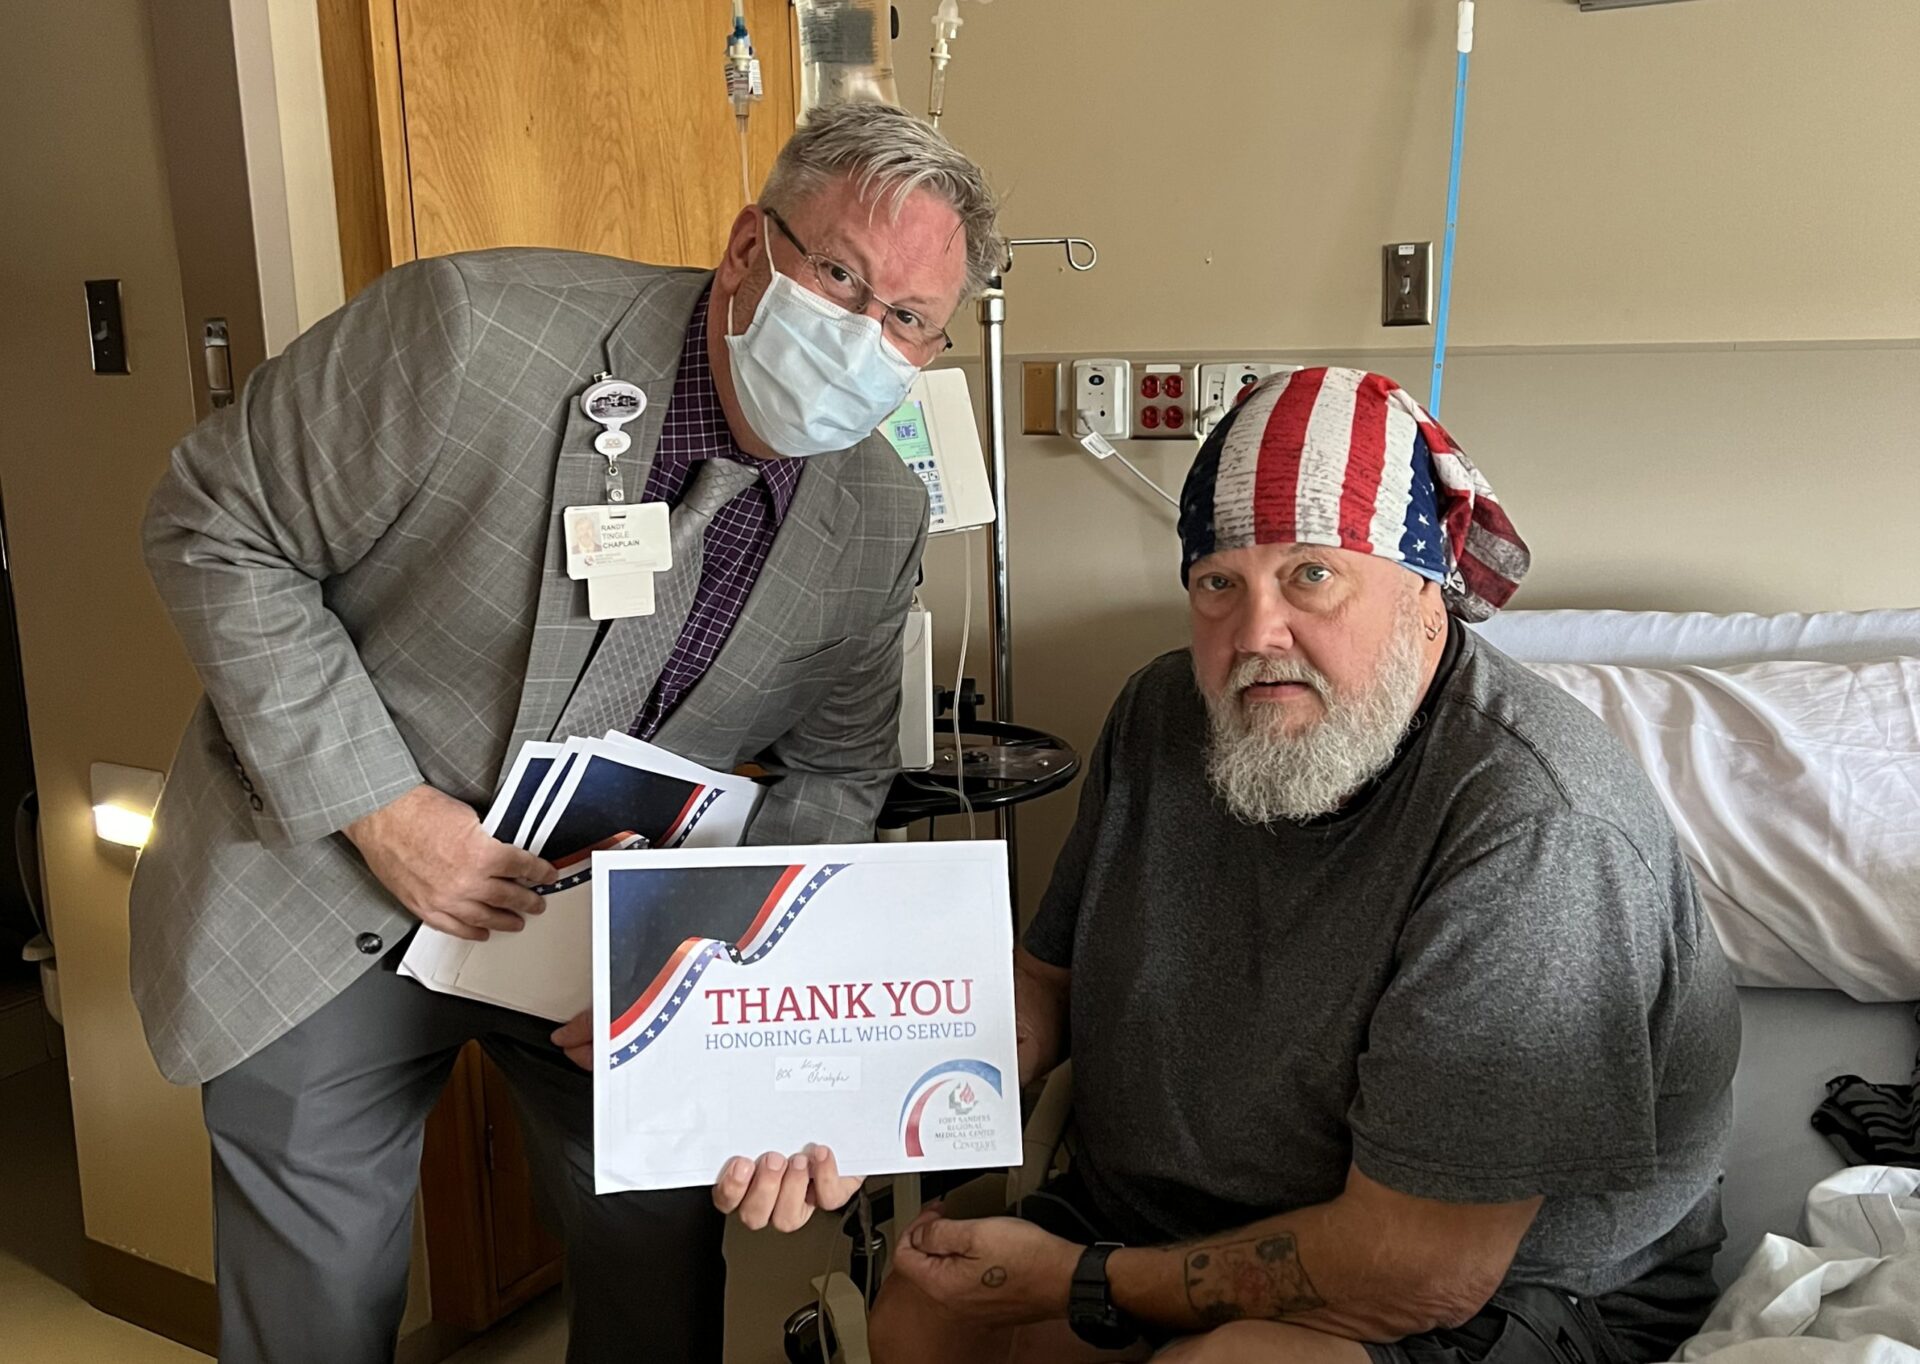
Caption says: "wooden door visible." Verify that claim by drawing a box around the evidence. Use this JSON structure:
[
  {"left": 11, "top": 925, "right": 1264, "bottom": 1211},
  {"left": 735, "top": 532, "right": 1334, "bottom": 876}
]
[{"left": 345, "top": 0, "right": 798, "bottom": 285}]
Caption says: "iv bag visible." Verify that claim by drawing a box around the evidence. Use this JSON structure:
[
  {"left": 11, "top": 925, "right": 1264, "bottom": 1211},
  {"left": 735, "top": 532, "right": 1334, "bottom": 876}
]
[{"left": 795, "top": 0, "right": 898, "bottom": 117}]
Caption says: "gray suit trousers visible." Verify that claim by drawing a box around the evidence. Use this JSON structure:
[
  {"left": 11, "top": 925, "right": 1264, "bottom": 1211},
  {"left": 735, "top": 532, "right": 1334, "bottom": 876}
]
[{"left": 202, "top": 949, "right": 722, "bottom": 1364}]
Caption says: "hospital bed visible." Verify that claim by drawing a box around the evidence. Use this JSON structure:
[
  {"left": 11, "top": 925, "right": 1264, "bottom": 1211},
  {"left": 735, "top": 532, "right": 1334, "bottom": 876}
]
[
  {"left": 787, "top": 607, "right": 1920, "bottom": 1361},
  {"left": 1475, "top": 608, "right": 1920, "bottom": 1282}
]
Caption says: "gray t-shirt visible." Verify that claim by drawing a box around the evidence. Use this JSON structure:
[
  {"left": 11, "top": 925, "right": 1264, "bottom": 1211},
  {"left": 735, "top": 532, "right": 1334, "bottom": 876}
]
[{"left": 1025, "top": 630, "right": 1741, "bottom": 1355}]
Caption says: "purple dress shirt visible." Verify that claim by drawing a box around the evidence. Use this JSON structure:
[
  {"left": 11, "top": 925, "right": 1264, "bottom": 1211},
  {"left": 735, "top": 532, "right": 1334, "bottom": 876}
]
[{"left": 631, "top": 289, "right": 803, "bottom": 737}]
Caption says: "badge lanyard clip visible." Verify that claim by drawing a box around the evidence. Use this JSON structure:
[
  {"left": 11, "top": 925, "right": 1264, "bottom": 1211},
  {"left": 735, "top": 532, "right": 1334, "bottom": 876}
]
[{"left": 581, "top": 373, "right": 648, "bottom": 502}]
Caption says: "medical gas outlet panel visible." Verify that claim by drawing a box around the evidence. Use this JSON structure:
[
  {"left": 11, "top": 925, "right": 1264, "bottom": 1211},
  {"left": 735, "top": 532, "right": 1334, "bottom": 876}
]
[{"left": 1036, "top": 360, "right": 1288, "bottom": 442}]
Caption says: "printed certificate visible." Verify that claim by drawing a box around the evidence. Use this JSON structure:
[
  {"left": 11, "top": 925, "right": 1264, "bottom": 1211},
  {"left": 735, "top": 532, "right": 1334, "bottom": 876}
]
[{"left": 591, "top": 842, "right": 1019, "bottom": 1193}]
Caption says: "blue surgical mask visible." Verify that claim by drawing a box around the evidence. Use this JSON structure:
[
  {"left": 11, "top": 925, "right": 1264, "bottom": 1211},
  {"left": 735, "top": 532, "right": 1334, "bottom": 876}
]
[{"left": 725, "top": 233, "right": 920, "bottom": 458}]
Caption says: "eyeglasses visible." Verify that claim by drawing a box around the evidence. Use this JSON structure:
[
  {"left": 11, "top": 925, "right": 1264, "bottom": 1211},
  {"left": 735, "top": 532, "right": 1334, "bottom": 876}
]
[{"left": 764, "top": 208, "right": 954, "bottom": 355}]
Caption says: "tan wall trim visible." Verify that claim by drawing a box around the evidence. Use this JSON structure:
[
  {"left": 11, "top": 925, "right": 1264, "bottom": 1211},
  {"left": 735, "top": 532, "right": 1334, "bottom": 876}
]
[
  {"left": 396, "top": 1318, "right": 478, "bottom": 1364},
  {"left": 84, "top": 1235, "right": 481, "bottom": 1363},
  {"left": 145, "top": 0, "right": 270, "bottom": 420},
  {"left": 84, "top": 1238, "right": 218, "bottom": 1357}
]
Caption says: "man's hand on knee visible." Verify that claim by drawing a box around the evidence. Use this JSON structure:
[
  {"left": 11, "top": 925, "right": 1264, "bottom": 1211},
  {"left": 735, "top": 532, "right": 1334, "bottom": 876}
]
[
  {"left": 712, "top": 1145, "right": 863, "bottom": 1231},
  {"left": 890, "top": 1209, "right": 1082, "bottom": 1329}
]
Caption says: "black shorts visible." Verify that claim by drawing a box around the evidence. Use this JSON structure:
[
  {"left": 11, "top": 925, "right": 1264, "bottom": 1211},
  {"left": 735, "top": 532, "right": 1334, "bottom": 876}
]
[
  {"left": 1363, "top": 1286, "right": 1633, "bottom": 1364},
  {"left": 1013, "top": 1171, "right": 1634, "bottom": 1364}
]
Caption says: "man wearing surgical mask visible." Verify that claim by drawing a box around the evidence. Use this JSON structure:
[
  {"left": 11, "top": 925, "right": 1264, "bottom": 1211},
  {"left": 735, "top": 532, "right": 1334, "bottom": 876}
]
[{"left": 132, "top": 102, "right": 1001, "bottom": 1364}]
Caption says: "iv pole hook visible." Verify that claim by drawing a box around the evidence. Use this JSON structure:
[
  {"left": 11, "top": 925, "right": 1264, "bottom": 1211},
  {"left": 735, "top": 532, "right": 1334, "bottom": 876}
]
[{"left": 1001, "top": 237, "right": 1099, "bottom": 273}]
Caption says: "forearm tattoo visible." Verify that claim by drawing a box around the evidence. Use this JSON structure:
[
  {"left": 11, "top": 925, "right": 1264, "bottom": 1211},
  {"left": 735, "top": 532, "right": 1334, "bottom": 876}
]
[{"left": 1183, "top": 1233, "right": 1326, "bottom": 1325}]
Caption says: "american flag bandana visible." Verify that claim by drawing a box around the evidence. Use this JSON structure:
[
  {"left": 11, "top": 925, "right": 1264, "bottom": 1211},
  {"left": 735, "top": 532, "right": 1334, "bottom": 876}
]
[{"left": 1177, "top": 367, "right": 1530, "bottom": 621}]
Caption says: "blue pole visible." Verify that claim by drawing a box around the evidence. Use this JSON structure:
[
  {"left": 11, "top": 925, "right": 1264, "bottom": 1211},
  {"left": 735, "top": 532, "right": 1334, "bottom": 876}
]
[{"left": 1430, "top": 40, "right": 1470, "bottom": 417}]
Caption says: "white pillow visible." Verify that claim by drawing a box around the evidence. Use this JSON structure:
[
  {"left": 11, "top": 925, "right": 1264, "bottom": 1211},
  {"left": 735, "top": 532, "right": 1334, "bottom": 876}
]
[{"left": 1526, "top": 655, "right": 1920, "bottom": 1002}]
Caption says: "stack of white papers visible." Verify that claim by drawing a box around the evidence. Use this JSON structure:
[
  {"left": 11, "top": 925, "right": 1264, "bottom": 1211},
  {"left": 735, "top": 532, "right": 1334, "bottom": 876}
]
[{"left": 398, "top": 732, "right": 763, "bottom": 1021}]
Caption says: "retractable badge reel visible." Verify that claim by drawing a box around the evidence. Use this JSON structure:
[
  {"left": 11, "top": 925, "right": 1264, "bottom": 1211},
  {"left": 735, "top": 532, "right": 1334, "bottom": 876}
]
[
  {"left": 569, "top": 375, "right": 666, "bottom": 620},
  {"left": 582, "top": 374, "right": 647, "bottom": 501}
]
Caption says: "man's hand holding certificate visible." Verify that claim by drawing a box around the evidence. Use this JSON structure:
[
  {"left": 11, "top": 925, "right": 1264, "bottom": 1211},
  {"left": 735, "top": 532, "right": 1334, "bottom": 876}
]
[{"left": 591, "top": 842, "right": 1020, "bottom": 1193}]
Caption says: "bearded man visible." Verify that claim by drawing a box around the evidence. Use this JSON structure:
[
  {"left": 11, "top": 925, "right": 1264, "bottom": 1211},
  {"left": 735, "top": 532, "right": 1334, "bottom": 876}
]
[{"left": 721, "top": 367, "right": 1742, "bottom": 1364}]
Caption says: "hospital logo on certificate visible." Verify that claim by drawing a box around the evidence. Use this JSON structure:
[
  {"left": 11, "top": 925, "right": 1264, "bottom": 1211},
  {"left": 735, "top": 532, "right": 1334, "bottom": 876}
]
[{"left": 899, "top": 1059, "right": 1007, "bottom": 1159}]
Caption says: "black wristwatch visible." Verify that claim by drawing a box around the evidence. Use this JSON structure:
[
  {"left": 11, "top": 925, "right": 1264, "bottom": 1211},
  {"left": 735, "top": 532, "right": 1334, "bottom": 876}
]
[{"left": 1068, "top": 1241, "right": 1140, "bottom": 1350}]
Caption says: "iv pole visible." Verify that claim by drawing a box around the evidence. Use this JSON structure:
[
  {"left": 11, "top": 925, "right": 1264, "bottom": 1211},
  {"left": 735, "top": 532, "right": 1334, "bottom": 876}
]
[{"left": 975, "top": 235, "right": 1097, "bottom": 888}]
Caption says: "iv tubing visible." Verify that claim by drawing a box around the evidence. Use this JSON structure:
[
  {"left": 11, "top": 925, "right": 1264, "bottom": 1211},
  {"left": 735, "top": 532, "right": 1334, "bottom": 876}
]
[
  {"left": 724, "top": 1, "right": 759, "bottom": 204},
  {"left": 736, "top": 118, "right": 752, "bottom": 204},
  {"left": 953, "top": 532, "right": 976, "bottom": 838},
  {"left": 1430, "top": 0, "right": 1473, "bottom": 418}
]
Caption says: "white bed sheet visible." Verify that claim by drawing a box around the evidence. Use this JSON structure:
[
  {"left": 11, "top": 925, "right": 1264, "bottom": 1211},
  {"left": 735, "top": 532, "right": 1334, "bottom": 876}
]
[
  {"left": 1473, "top": 609, "right": 1920, "bottom": 1284},
  {"left": 1680, "top": 1166, "right": 1920, "bottom": 1364},
  {"left": 1523, "top": 656, "right": 1920, "bottom": 1002},
  {"left": 1476, "top": 609, "right": 1920, "bottom": 1001}
]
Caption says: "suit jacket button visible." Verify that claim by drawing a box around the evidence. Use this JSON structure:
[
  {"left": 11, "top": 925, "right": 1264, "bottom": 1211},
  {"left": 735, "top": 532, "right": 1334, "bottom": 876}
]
[
  {"left": 355, "top": 932, "right": 384, "bottom": 955},
  {"left": 248, "top": 794, "right": 264, "bottom": 812}
]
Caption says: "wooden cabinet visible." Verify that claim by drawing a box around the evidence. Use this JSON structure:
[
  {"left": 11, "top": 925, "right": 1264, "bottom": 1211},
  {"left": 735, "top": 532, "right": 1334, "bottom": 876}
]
[
  {"left": 316, "top": 0, "right": 801, "bottom": 1333},
  {"left": 419, "top": 1045, "right": 565, "bottom": 1331}
]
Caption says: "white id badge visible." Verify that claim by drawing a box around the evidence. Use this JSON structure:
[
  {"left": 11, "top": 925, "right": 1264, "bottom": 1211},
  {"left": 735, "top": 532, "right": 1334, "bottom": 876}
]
[
  {"left": 587, "top": 570, "right": 656, "bottom": 621},
  {"left": 564, "top": 503, "right": 672, "bottom": 580}
]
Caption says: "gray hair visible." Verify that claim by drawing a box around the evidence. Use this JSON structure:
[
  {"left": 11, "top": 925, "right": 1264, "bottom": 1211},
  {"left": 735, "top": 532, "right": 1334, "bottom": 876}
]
[{"left": 760, "top": 102, "right": 1004, "bottom": 302}]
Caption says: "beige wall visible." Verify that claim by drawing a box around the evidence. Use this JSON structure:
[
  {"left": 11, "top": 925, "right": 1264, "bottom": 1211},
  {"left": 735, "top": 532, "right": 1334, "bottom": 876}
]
[
  {"left": 0, "top": 2, "right": 439, "bottom": 1330},
  {"left": 910, "top": 0, "right": 1920, "bottom": 353},
  {"left": 894, "top": 0, "right": 1920, "bottom": 911},
  {"left": 0, "top": 0, "right": 212, "bottom": 1278}
]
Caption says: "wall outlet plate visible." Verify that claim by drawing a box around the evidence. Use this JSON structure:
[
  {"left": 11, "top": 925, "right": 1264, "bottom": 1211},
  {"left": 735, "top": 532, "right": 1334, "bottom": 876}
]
[
  {"left": 84, "top": 278, "right": 129, "bottom": 374},
  {"left": 1382, "top": 242, "right": 1434, "bottom": 326},
  {"left": 1194, "top": 361, "right": 1284, "bottom": 439},
  {"left": 1021, "top": 362, "right": 1060, "bottom": 435},
  {"left": 1067, "top": 358, "right": 1130, "bottom": 440},
  {"left": 1130, "top": 362, "right": 1190, "bottom": 439}
]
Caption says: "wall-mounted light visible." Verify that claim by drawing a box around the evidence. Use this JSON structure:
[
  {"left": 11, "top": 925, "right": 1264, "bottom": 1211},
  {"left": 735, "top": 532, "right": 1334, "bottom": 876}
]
[{"left": 91, "top": 762, "right": 165, "bottom": 849}]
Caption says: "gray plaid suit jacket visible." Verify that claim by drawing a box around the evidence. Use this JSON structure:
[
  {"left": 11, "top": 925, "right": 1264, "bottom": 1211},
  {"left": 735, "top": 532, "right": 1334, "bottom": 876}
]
[{"left": 131, "top": 249, "right": 928, "bottom": 1085}]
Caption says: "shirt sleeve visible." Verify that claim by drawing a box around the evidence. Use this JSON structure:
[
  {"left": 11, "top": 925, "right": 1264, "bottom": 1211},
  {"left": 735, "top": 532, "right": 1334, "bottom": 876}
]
[{"left": 1347, "top": 811, "right": 1676, "bottom": 1202}]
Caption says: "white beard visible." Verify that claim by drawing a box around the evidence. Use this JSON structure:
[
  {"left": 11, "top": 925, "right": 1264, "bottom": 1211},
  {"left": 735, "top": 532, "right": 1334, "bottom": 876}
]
[{"left": 1201, "top": 599, "right": 1429, "bottom": 825}]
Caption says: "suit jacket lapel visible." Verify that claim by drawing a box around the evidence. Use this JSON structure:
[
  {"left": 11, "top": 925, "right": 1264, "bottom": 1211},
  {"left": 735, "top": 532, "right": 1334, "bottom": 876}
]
[
  {"left": 652, "top": 453, "right": 858, "bottom": 766},
  {"left": 504, "top": 269, "right": 714, "bottom": 761}
]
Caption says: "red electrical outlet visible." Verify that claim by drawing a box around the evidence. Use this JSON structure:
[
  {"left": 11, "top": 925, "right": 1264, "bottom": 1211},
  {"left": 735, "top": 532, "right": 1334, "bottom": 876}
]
[{"left": 1131, "top": 363, "right": 1191, "bottom": 440}]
